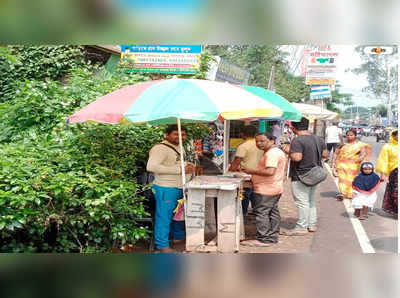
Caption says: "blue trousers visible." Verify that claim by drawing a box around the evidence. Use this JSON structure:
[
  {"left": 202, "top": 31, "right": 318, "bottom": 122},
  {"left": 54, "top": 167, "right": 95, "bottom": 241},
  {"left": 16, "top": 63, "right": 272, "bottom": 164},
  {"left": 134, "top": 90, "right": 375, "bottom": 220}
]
[{"left": 153, "top": 185, "right": 185, "bottom": 250}]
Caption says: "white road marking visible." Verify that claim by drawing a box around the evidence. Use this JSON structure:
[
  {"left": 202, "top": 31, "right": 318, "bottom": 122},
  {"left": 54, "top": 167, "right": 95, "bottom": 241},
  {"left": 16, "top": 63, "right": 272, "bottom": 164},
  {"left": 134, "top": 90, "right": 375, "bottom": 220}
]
[{"left": 325, "top": 163, "right": 376, "bottom": 253}]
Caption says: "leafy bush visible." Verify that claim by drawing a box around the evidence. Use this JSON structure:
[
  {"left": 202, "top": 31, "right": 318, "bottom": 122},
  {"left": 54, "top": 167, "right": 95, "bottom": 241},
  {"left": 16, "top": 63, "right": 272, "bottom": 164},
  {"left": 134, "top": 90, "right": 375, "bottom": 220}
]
[
  {"left": 0, "top": 126, "right": 158, "bottom": 252},
  {"left": 0, "top": 45, "right": 87, "bottom": 101},
  {"left": 0, "top": 66, "right": 150, "bottom": 144},
  {"left": 0, "top": 121, "right": 210, "bottom": 252}
]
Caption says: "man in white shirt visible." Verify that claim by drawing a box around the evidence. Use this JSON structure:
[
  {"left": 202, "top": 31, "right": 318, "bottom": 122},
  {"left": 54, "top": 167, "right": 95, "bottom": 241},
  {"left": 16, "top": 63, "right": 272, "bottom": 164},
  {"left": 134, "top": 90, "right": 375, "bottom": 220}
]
[{"left": 325, "top": 121, "right": 343, "bottom": 163}]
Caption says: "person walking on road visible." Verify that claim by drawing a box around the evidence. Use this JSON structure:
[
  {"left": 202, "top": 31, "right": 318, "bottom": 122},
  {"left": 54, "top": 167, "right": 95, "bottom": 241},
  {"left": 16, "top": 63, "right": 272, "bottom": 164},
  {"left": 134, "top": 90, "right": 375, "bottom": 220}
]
[
  {"left": 229, "top": 125, "right": 264, "bottom": 216},
  {"left": 147, "top": 125, "right": 196, "bottom": 253},
  {"left": 351, "top": 162, "right": 381, "bottom": 220},
  {"left": 332, "top": 129, "right": 371, "bottom": 200},
  {"left": 325, "top": 121, "right": 343, "bottom": 164},
  {"left": 376, "top": 130, "right": 398, "bottom": 218},
  {"left": 240, "top": 132, "right": 287, "bottom": 246},
  {"left": 282, "top": 117, "right": 328, "bottom": 235}
]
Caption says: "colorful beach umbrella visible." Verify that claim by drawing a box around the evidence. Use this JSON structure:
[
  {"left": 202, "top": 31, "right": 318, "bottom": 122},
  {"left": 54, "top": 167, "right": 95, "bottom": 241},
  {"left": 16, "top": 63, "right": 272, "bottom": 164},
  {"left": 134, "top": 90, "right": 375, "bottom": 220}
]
[
  {"left": 68, "top": 78, "right": 284, "bottom": 191},
  {"left": 241, "top": 85, "right": 302, "bottom": 121},
  {"left": 68, "top": 78, "right": 283, "bottom": 125}
]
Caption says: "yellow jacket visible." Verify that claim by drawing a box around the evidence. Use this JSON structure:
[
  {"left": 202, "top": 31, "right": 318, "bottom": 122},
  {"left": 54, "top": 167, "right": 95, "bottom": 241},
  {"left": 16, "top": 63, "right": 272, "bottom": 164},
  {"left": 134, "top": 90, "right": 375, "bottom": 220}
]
[{"left": 376, "top": 136, "right": 398, "bottom": 176}]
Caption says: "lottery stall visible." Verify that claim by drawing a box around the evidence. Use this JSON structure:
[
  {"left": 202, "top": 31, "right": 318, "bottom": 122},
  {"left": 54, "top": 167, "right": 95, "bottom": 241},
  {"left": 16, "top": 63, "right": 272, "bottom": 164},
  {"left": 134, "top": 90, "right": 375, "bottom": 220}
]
[
  {"left": 188, "top": 86, "right": 303, "bottom": 252},
  {"left": 68, "top": 78, "right": 285, "bottom": 253}
]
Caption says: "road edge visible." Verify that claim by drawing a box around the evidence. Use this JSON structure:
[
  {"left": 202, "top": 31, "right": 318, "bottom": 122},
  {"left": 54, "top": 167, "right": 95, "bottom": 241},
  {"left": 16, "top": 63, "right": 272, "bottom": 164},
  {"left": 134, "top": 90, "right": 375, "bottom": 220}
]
[{"left": 324, "top": 163, "right": 376, "bottom": 254}]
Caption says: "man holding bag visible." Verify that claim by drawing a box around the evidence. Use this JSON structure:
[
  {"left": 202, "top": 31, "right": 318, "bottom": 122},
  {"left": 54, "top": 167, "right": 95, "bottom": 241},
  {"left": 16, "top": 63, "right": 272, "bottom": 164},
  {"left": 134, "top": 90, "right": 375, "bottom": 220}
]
[{"left": 282, "top": 117, "right": 328, "bottom": 235}]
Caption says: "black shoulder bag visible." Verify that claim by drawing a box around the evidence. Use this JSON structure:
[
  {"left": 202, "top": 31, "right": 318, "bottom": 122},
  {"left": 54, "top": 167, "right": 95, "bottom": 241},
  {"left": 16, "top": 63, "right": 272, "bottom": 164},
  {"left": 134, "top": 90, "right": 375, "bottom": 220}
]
[{"left": 295, "top": 135, "right": 328, "bottom": 186}]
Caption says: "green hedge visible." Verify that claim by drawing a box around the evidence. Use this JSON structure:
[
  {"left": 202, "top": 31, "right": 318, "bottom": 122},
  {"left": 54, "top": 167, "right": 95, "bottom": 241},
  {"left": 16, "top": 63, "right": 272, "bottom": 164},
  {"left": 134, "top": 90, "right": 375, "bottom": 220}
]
[
  {"left": 0, "top": 124, "right": 164, "bottom": 252},
  {"left": 0, "top": 64, "right": 160, "bottom": 252},
  {"left": 0, "top": 45, "right": 86, "bottom": 101}
]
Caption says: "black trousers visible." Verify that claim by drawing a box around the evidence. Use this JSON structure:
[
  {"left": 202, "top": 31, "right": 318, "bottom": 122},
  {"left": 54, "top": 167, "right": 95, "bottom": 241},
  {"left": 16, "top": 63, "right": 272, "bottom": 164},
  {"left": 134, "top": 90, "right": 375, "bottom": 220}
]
[
  {"left": 253, "top": 193, "right": 281, "bottom": 243},
  {"left": 327, "top": 142, "right": 339, "bottom": 154}
]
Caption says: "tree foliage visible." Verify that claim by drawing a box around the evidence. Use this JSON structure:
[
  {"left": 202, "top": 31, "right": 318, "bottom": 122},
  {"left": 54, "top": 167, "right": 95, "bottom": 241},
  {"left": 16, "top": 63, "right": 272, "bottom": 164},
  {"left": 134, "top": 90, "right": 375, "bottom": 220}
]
[
  {"left": 326, "top": 83, "right": 354, "bottom": 113},
  {"left": 206, "top": 45, "right": 311, "bottom": 102},
  {"left": 0, "top": 45, "right": 87, "bottom": 102},
  {"left": 352, "top": 45, "right": 398, "bottom": 102}
]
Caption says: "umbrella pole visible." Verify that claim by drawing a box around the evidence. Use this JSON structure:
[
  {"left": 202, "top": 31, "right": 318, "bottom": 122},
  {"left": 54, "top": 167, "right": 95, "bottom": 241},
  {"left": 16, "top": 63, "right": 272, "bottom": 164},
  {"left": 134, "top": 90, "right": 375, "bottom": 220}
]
[
  {"left": 177, "top": 118, "right": 186, "bottom": 190},
  {"left": 223, "top": 120, "right": 230, "bottom": 174}
]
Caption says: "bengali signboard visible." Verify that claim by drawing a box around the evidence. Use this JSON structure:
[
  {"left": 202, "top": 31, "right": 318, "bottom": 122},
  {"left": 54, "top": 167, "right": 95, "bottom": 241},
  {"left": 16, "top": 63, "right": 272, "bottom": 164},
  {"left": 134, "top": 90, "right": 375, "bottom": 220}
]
[
  {"left": 206, "top": 56, "right": 250, "bottom": 85},
  {"left": 305, "top": 51, "right": 338, "bottom": 85},
  {"left": 310, "top": 85, "right": 331, "bottom": 100},
  {"left": 306, "top": 78, "right": 336, "bottom": 85},
  {"left": 120, "top": 45, "right": 202, "bottom": 74}
]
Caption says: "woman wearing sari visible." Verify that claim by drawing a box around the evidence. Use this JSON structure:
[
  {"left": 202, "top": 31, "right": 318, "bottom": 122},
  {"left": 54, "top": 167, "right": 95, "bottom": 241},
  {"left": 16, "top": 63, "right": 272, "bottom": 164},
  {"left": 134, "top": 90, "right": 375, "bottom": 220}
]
[
  {"left": 332, "top": 129, "right": 371, "bottom": 200},
  {"left": 376, "top": 130, "right": 398, "bottom": 218}
]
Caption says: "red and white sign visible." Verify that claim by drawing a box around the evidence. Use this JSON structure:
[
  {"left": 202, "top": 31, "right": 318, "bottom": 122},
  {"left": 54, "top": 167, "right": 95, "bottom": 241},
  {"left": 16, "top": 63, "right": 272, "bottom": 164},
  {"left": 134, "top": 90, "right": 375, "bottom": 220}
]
[{"left": 305, "top": 50, "right": 339, "bottom": 85}]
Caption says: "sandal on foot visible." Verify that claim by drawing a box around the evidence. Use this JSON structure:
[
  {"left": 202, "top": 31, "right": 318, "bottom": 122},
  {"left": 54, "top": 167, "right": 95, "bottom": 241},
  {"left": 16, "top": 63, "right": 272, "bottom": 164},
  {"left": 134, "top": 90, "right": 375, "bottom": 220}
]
[
  {"left": 280, "top": 229, "right": 309, "bottom": 236},
  {"left": 308, "top": 227, "right": 317, "bottom": 232},
  {"left": 241, "top": 239, "right": 273, "bottom": 247},
  {"left": 336, "top": 194, "right": 344, "bottom": 201}
]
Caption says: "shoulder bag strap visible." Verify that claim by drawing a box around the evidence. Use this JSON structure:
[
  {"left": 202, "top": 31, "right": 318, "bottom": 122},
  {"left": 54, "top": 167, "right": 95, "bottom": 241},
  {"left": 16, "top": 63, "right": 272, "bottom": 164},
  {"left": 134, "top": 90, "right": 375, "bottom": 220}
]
[
  {"left": 312, "top": 135, "right": 323, "bottom": 167},
  {"left": 293, "top": 135, "right": 321, "bottom": 177},
  {"left": 160, "top": 143, "right": 183, "bottom": 157}
]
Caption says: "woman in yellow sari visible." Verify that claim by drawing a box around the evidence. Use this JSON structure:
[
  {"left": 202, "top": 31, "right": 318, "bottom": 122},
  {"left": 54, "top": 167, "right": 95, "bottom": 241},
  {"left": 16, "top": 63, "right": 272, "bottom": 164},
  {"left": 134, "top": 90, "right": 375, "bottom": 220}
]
[
  {"left": 376, "top": 130, "right": 398, "bottom": 217},
  {"left": 332, "top": 129, "right": 371, "bottom": 200}
]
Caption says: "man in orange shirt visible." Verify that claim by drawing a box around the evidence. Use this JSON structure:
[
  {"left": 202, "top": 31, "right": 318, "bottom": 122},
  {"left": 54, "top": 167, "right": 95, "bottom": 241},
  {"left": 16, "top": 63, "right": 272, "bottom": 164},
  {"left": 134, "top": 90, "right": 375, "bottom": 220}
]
[{"left": 240, "top": 132, "right": 287, "bottom": 247}]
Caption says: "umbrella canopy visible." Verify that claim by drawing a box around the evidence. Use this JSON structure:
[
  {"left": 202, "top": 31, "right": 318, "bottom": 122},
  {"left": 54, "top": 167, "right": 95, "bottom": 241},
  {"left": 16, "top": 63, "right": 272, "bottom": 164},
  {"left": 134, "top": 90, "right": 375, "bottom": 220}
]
[
  {"left": 291, "top": 103, "right": 339, "bottom": 121},
  {"left": 241, "top": 86, "right": 302, "bottom": 121},
  {"left": 68, "top": 79, "right": 283, "bottom": 125}
]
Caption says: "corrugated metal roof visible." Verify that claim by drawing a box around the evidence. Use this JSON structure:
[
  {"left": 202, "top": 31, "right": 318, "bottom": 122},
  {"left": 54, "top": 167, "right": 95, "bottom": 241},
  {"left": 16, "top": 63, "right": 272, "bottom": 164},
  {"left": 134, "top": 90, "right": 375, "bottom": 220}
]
[{"left": 92, "top": 45, "right": 121, "bottom": 54}]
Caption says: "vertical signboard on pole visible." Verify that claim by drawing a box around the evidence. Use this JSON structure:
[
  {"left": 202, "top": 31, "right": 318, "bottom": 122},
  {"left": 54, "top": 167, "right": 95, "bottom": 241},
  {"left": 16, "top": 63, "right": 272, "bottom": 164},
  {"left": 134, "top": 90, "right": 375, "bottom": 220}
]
[
  {"left": 310, "top": 85, "right": 331, "bottom": 100},
  {"left": 305, "top": 50, "right": 339, "bottom": 85}
]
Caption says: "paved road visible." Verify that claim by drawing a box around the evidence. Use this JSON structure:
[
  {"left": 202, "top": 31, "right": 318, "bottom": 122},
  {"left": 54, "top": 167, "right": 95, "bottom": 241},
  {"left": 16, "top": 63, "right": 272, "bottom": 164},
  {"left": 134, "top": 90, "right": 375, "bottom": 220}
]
[
  {"left": 311, "top": 136, "right": 397, "bottom": 253},
  {"left": 170, "top": 135, "right": 398, "bottom": 254},
  {"left": 359, "top": 136, "right": 398, "bottom": 253}
]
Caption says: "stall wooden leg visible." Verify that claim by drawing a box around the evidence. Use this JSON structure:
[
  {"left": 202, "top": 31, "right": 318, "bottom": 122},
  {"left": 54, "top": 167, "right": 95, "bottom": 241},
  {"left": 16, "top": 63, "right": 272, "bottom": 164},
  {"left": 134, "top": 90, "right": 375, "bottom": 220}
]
[
  {"left": 217, "top": 190, "right": 238, "bottom": 253},
  {"left": 185, "top": 189, "right": 206, "bottom": 251},
  {"left": 236, "top": 197, "right": 245, "bottom": 244}
]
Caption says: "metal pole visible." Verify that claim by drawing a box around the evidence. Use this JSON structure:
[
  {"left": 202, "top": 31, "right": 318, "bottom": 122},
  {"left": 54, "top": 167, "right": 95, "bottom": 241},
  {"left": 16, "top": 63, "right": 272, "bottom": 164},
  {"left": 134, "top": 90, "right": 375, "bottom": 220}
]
[
  {"left": 223, "top": 120, "right": 230, "bottom": 173},
  {"left": 177, "top": 118, "right": 186, "bottom": 189},
  {"left": 357, "top": 105, "right": 359, "bottom": 123},
  {"left": 268, "top": 65, "right": 276, "bottom": 91},
  {"left": 350, "top": 105, "right": 353, "bottom": 120},
  {"left": 387, "top": 58, "right": 392, "bottom": 126}
]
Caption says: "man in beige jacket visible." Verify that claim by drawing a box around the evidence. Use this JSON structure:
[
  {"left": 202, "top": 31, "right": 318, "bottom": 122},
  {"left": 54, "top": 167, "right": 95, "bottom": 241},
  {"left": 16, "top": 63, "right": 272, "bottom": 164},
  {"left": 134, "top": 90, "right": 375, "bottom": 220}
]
[{"left": 147, "top": 125, "right": 195, "bottom": 253}]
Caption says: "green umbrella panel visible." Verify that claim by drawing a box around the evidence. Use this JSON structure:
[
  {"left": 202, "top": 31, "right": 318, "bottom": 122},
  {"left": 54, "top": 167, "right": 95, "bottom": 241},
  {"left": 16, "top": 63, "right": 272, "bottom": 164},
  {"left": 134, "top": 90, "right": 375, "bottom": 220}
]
[{"left": 241, "top": 85, "right": 302, "bottom": 121}]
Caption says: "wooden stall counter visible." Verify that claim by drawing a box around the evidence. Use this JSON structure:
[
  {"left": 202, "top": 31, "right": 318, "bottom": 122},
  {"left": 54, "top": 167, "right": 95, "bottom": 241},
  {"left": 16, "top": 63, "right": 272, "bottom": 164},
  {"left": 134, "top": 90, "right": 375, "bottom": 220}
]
[{"left": 184, "top": 175, "right": 246, "bottom": 253}]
